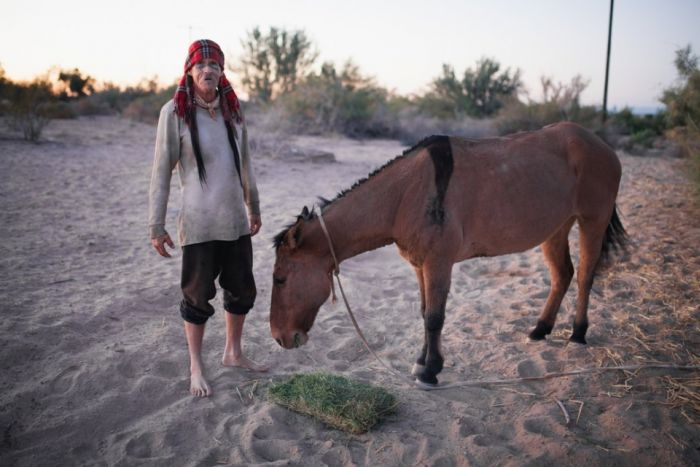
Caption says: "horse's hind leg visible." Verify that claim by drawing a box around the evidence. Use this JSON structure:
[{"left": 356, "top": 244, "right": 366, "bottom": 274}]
[
  {"left": 414, "top": 261, "right": 452, "bottom": 385},
  {"left": 529, "top": 218, "right": 576, "bottom": 340},
  {"left": 570, "top": 216, "right": 609, "bottom": 344},
  {"left": 411, "top": 266, "right": 428, "bottom": 376}
]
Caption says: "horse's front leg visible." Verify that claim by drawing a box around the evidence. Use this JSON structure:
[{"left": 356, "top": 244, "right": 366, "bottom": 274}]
[{"left": 414, "top": 263, "right": 451, "bottom": 385}]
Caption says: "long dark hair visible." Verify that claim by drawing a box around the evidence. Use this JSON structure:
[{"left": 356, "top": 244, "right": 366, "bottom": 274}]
[{"left": 184, "top": 75, "right": 242, "bottom": 186}]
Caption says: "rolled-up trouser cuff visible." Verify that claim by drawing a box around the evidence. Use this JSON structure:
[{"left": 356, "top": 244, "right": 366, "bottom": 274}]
[
  {"left": 180, "top": 300, "right": 214, "bottom": 325},
  {"left": 224, "top": 304, "right": 252, "bottom": 315},
  {"left": 223, "top": 290, "right": 255, "bottom": 315}
]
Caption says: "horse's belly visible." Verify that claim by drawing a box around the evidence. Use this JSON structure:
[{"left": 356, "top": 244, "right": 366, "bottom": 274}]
[{"left": 458, "top": 200, "right": 574, "bottom": 259}]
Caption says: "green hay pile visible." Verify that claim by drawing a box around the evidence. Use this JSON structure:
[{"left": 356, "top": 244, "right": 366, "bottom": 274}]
[{"left": 267, "top": 372, "right": 398, "bottom": 434}]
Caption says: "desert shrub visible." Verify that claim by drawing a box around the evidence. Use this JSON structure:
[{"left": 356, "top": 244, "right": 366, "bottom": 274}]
[
  {"left": 629, "top": 128, "right": 658, "bottom": 148},
  {"left": 121, "top": 85, "right": 177, "bottom": 124},
  {"left": 611, "top": 107, "right": 666, "bottom": 137},
  {"left": 40, "top": 101, "right": 78, "bottom": 119},
  {"left": 496, "top": 75, "right": 599, "bottom": 134},
  {"left": 418, "top": 58, "right": 522, "bottom": 119},
  {"left": 280, "top": 61, "right": 396, "bottom": 138},
  {"left": 81, "top": 78, "right": 168, "bottom": 117},
  {"left": 661, "top": 45, "right": 700, "bottom": 200},
  {"left": 662, "top": 45, "right": 700, "bottom": 130},
  {"left": 3, "top": 78, "right": 54, "bottom": 141}
]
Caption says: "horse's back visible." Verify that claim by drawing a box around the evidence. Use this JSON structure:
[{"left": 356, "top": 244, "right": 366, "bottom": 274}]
[{"left": 444, "top": 123, "right": 621, "bottom": 258}]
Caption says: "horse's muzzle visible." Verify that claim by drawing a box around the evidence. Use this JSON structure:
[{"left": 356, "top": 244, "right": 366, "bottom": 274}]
[{"left": 272, "top": 330, "right": 309, "bottom": 349}]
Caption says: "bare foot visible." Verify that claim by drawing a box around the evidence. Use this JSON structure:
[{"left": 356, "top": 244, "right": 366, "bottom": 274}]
[
  {"left": 222, "top": 354, "right": 269, "bottom": 372},
  {"left": 190, "top": 372, "right": 212, "bottom": 397}
]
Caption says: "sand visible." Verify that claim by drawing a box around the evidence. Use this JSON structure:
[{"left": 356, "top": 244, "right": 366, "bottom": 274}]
[{"left": 1, "top": 116, "right": 699, "bottom": 466}]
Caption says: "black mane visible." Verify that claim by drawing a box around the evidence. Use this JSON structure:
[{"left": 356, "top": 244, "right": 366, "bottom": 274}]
[{"left": 272, "top": 135, "right": 446, "bottom": 249}]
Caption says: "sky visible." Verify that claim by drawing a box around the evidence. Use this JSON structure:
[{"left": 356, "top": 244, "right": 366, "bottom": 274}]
[{"left": 1, "top": 0, "right": 699, "bottom": 112}]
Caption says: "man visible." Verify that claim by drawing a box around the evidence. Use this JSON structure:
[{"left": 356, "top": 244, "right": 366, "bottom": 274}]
[{"left": 149, "top": 39, "right": 266, "bottom": 397}]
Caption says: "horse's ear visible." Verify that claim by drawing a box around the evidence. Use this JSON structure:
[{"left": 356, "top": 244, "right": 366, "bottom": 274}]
[
  {"left": 300, "top": 206, "right": 310, "bottom": 220},
  {"left": 287, "top": 222, "right": 303, "bottom": 250}
]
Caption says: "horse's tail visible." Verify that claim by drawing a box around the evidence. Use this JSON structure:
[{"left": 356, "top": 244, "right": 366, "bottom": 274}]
[{"left": 600, "top": 204, "right": 628, "bottom": 265}]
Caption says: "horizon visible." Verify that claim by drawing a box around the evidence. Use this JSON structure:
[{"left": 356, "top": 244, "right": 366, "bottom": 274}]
[{"left": 1, "top": 0, "right": 699, "bottom": 111}]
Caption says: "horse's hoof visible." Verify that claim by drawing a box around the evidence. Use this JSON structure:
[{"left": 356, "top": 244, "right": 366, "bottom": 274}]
[
  {"left": 415, "top": 371, "right": 438, "bottom": 386},
  {"left": 411, "top": 363, "right": 425, "bottom": 376},
  {"left": 570, "top": 322, "right": 588, "bottom": 345},
  {"left": 569, "top": 334, "right": 587, "bottom": 345},
  {"left": 414, "top": 379, "right": 438, "bottom": 391},
  {"left": 529, "top": 320, "right": 553, "bottom": 341},
  {"left": 528, "top": 330, "right": 547, "bottom": 341}
]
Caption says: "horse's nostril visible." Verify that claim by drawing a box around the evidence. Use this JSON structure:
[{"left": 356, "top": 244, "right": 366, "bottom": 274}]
[{"left": 275, "top": 338, "right": 283, "bottom": 347}]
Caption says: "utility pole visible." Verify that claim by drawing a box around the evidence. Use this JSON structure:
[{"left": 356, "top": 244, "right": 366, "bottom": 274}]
[{"left": 602, "top": 0, "right": 614, "bottom": 124}]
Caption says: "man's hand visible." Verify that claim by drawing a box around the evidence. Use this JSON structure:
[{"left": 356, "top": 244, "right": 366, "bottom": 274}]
[
  {"left": 249, "top": 214, "right": 262, "bottom": 237},
  {"left": 151, "top": 233, "right": 175, "bottom": 258}
]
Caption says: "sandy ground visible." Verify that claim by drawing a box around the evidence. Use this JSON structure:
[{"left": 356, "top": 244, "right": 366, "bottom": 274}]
[{"left": 1, "top": 116, "right": 699, "bottom": 466}]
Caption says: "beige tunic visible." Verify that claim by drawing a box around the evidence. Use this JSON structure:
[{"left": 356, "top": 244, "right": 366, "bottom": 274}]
[{"left": 148, "top": 99, "right": 260, "bottom": 246}]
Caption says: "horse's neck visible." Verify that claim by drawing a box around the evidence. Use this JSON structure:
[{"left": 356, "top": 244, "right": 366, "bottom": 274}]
[{"left": 319, "top": 178, "right": 399, "bottom": 262}]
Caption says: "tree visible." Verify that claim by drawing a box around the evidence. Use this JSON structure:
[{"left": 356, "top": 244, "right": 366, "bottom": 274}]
[
  {"left": 422, "top": 58, "right": 522, "bottom": 118},
  {"left": 57, "top": 68, "right": 94, "bottom": 98},
  {"left": 236, "top": 27, "right": 317, "bottom": 103},
  {"left": 662, "top": 44, "right": 700, "bottom": 129},
  {"left": 462, "top": 58, "right": 522, "bottom": 116}
]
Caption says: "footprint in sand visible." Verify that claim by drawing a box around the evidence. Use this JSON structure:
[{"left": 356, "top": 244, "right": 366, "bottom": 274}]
[
  {"left": 523, "top": 418, "right": 558, "bottom": 437},
  {"left": 326, "top": 341, "right": 365, "bottom": 361},
  {"left": 49, "top": 365, "right": 82, "bottom": 394},
  {"left": 517, "top": 359, "right": 541, "bottom": 378},
  {"left": 454, "top": 416, "right": 483, "bottom": 438},
  {"left": 250, "top": 417, "right": 301, "bottom": 462},
  {"left": 252, "top": 438, "right": 299, "bottom": 463},
  {"left": 125, "top": 432, "right": 157, "bottom": 459},
  {"left": 116, "top": 359, "right": 138, "bottom": 379},
  {"left": 152, "top": 360, "right": 179, "bottom": 378}
]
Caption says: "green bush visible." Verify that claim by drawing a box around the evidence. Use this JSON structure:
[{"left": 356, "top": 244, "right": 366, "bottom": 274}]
[
  {"left": 280, "top": 61, "right": 397, "bottom": 137},
  {"left": 662, "top": 45, "right": 700, "bottom": 129},
  {"left": 34, "top": 101, "right": 77, "bottom": 119},
  {"left": 2, "top": 78, "right": 54, "bottom": 141},
  {"left": 629, "top": 128, "right": 658, "bottom": 148},
  {"left": 611, "top": 107, "right": 665, "bottom": 136},
  {"left": 121, "top": 86, "right": 176, "bottom": 124},
  {"left": 418, "top": 59, "right": 522, "bottom": 119},
  {"left": 661, "top": 45, "right": 700, "bottom": 201}
]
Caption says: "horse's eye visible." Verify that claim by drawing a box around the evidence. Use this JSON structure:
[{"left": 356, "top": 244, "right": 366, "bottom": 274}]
[{"left": 273, "top": 276, "right": 286, "bottom": 286}]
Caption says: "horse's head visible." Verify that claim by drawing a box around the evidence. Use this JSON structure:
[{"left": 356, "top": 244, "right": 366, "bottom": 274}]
[{"left": 270, "top": 207, "right": 332, "bottom": 349}]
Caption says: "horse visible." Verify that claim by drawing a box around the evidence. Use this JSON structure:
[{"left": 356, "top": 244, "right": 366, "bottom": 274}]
[{"left": 270, "top": 122, "right": 627, "bottom": 385}]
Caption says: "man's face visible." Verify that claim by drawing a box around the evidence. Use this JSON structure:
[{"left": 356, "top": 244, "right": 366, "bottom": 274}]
[{"left": 189, "top": 58, "right": 222, "bottom": 97}]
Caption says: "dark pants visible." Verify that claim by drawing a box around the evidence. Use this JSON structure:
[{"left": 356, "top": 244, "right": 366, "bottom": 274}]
[{"left": 180, "top": 236, "right": 256, "bottom": 325}]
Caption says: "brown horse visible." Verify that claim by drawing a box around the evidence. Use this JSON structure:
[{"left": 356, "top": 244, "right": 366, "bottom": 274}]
[{"left": 270, "top": 122, "right": 627, "bottom": 385}]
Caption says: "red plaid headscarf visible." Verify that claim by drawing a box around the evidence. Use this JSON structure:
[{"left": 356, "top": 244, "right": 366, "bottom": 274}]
[{"left": 174, "top": 39, "right": 243, "bottom": 124}]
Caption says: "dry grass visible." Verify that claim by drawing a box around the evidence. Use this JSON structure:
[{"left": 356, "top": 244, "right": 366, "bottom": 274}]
[{"left": 663, "top": 375, "right": 700, "bottom": 423}]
